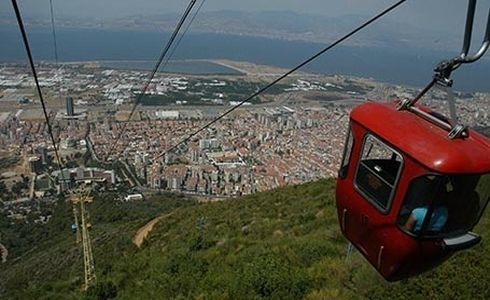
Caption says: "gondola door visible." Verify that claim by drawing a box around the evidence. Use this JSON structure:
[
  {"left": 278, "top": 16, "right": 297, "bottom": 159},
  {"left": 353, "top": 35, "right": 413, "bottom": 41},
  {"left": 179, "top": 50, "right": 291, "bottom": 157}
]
[{"left": 337, "top": 121, "right": 405, "bottom": 274}]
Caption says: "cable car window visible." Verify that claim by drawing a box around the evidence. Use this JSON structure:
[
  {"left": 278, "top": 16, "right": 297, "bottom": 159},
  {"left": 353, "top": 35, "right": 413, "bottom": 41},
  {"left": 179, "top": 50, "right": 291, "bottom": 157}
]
[
  {"left": 398, "top": 173, "right": 490, "bottom": 237},
  {"left": 398, "top": 175, "right": 448, "bottom": 236},
  {"left": 354, "top": 135, "right": 402, "bottom": 212},
  {"left": 338, "top": 126, "right": 354, "bottom": 179},
  {"left": 444, "top": 174, "right": 490, "bottom": 234}
]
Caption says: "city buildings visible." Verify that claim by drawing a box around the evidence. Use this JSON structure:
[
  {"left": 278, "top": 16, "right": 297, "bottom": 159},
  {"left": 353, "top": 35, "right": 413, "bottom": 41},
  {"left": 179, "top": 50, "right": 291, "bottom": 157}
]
[{"left": 0, "top": 63, "right": 488, "bottom": 198}]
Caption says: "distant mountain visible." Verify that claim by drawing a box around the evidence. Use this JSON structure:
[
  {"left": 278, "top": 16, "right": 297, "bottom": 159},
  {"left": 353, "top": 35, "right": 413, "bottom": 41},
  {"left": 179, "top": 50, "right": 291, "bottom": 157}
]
[
  {"left": 2, "top": 10, "right": 460, "bottom": 52},
  {"left": 113, "top": 10, "right": 460, "bottom": 51}
]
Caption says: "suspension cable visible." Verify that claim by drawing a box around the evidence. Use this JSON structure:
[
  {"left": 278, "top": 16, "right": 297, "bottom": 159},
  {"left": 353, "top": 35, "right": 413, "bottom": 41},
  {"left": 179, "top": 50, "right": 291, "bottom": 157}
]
[
  {"left": 165, "top": 0, "right": 206, "bottom": 65},
  {"left": 105, "top": 0, "right": 200, "bottom": 161},
  {"left": 154, "top": 0, "right": 407, "bottom": 160},
  {"left": 133, "top": 0, "right": 206, "bottom": 163},
  {"left": 11, "top": 0, "right": 66, "bottom": 183}
]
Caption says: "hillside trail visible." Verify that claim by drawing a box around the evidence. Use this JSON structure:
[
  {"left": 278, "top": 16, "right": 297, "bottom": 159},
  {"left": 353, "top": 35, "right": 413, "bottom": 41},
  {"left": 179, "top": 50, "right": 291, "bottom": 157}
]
[
  {"left": 0, "top": 243, "right": 8, "bottom": 263},
  {"left": 133, "top": 212, "right": 174, "bottom": 248}
]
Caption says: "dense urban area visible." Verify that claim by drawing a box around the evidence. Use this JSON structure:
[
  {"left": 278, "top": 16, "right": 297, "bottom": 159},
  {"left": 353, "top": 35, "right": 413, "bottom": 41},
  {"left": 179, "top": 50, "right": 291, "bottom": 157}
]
[{"left": 0, "top": 60, "right": 489, "bottom": 263}]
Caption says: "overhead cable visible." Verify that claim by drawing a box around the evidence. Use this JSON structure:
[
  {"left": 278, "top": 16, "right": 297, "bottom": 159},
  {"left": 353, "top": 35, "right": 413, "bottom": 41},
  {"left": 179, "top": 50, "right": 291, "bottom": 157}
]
[
  {"left": 165, "top": 0, "right": 206, "bottom": 65},
  {"left": 11, "top": 0, "right": 66, "bottom": 182},
  {"left": 106, "top": 0, "right": 200, "bottom": 161},
  {"left": 154, "top": 0, "right": 407, "bottom": 160}
]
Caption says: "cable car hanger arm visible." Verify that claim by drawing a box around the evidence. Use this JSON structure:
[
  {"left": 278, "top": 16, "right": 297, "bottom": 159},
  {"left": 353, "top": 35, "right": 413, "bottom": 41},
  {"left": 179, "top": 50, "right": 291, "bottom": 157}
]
[
  {"left": 456, "top": 0, "right": 490, "bottom": 65},
  {"left": 408, "top": 0, "right": 490, "bottom": 93},
  {"left": 434, "top": 0, "right": 490, "bottom": 82},
  {"left": 397, "top": 0, "right": 490, "bottom": 138}
]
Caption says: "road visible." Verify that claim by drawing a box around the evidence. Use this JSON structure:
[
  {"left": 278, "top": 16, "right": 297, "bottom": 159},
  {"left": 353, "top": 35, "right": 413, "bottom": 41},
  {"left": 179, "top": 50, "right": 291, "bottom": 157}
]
[
  {"left": 85, "top": 137, "right": 100, "bottom": 162},
  {"left": 29, "top": 174, "right": 36, "bottom": 199},
  {"left": 119, "top": 160, "right": 142, "bottom": 187},
  {"left": 86, "top": 135, "right": 141, "bottom": 187}
]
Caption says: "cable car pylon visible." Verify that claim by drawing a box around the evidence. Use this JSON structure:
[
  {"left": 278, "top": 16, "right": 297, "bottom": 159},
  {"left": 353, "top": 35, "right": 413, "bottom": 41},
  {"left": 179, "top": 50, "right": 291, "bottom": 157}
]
[{"left": 70, "top": 187, "right": 96, "bottom": 291}]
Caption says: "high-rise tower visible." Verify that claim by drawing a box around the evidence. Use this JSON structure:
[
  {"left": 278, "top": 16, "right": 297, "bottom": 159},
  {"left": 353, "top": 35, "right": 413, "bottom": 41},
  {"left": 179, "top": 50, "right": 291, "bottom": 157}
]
[{"left": 66, "top": 96, "right": 74, "bottom": 116}]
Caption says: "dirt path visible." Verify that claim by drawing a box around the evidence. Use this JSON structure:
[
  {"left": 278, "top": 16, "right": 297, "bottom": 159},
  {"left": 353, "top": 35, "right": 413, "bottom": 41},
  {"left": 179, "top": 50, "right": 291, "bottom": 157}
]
[
  {"left": 133, "top": 213, "right": 173, "bottom": 248},
  {"left": 0, "top": 243, "right": 8, "bottom": 263}
]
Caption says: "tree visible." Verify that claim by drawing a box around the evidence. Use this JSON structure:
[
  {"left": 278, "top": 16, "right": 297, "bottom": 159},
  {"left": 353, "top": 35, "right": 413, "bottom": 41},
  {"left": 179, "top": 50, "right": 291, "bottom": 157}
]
[
  {"left": 86, "top": 281, "right": 118, "bottom": 300},
  {"left": 11, "top": 181, "right": 25, "bottom": 196},
  {"left": 0, "top": 181, "right": 7, "bottom": 195}
]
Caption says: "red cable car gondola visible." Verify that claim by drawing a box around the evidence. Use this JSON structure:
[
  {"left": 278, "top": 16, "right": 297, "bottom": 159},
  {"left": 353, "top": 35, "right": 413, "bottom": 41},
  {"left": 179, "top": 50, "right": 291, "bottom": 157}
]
[{"left": 336, "top": 0, "right": 490, "bottom": 281}]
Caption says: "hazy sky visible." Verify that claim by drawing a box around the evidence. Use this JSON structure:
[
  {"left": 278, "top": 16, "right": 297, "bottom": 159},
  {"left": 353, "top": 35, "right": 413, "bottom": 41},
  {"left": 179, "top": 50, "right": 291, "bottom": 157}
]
[{"left": 2, "top": 1, "right": 489, "bottom": 41}]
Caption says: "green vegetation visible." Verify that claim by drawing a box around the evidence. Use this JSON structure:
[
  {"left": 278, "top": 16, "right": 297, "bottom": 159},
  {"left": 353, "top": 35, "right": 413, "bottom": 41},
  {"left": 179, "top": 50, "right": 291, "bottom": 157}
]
[
  {"left": 0, "top": 191, "right": 194, "bottom": 298},
  {"left": 1, "top": 179, "right": 490, "bottom": 299},
  {"left": 0, "top": 174, "right": 30, "bottom": 200},
  {"left": 139, "top": 79, "right": 290, "bottom": 106},
  {"left": 0, "top": 155, "right": 19, "bottom": 169}
]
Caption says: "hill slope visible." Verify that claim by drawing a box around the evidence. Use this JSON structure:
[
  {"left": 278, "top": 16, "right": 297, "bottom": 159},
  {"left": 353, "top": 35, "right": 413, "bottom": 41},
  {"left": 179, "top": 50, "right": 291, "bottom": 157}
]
[{"left": 1, "top": 179, "right": 490, "bottom": 299}]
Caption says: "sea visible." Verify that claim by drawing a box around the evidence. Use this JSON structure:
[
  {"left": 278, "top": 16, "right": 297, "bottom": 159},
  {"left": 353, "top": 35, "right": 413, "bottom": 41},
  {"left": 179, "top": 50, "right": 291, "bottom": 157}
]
[{"left": 1, "top": 26, "right": 489, "bottom": 92}]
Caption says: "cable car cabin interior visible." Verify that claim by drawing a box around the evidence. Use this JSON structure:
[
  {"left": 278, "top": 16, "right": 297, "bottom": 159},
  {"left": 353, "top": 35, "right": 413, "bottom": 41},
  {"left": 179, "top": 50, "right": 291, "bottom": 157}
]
[{"left": 336, "top": 101, "right": 490, "bottom": 281}]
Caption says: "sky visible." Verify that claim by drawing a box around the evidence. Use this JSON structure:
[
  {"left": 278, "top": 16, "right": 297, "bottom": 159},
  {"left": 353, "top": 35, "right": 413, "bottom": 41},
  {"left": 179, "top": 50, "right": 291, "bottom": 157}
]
[{"left": 0, "top": 1, "right": 467, "bottom": 18}]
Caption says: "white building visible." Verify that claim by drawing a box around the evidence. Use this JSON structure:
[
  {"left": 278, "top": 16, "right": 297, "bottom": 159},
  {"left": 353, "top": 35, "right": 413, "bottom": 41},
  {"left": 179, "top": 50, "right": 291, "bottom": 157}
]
[{"left": 124, "top": 194, "right": 143, "bottom": 201}]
